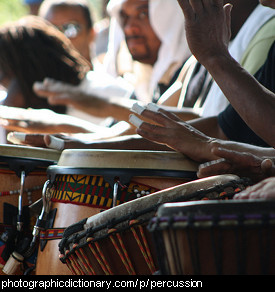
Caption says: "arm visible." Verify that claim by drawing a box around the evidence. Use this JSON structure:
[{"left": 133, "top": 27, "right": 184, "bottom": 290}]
[
  {"left": 34, "top": 78, "right": 201, "bottom": 122},
  {"left": 129, "top": 104, "right": 275, "bottom": 164},
  {"left": 33, "top": 79, "right": 137, "bottom": 121},
  {"left": 177, "top": 0, "right": 275, "bottom": 147},
  {"left": 7, "top": 132, "right": 170, "bottom": 151}
]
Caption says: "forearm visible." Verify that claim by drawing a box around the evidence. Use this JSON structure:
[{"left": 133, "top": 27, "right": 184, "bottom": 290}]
[
  {"left": 188, "top": 116, "right": 228, "bottom": 140},
  {"left": 160, "top": 105, "right": 201, "bottom": 121},
  {"left": 68, "top": 95, "right": 138, "bottom": 121},
  {"left": 203, "top": 54, "right": 275, "bottom": 147}
]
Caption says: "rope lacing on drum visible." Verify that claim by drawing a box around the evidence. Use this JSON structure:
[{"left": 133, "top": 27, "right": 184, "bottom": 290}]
[
  {"left": 62, "top": 250, "right": 83, "bottom": 275},
  {"left": 87, "top": 238, "right": 113, "bottom": 275},
  {"left": 72, "top": 243, "right": 96, "bottom": 275},
  {"left": 108, "top": 228, "right": 135, "bottom": 275},
  {"left": 129, "top": 220, "right": 156, "bottom": 274}
]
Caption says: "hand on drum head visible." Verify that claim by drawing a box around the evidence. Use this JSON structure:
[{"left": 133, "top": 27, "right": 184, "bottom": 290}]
[
  {"left": 7, "top": 132, "right": 92, "bottom": 151},
  {"left": 234, "top": 177, "right": 275, "bottom": 200},
  {"left": 197, "top": 146, "right": 275, "bottom": 183}
]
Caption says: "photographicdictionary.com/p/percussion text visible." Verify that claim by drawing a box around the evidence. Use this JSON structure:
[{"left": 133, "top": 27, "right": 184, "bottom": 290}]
[{"left": 0, "top": 277, "right": 203, "bottom": 290}]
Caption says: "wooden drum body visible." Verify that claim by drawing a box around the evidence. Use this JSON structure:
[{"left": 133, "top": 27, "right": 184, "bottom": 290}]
[
  {"left": 149, "top": 199, "right": 275, "bottom": 275},
  {"left": 35, "top": 149, "right": 199, "bottom": 275},
  {"left": 0, "top": 144, "right": 60, "bottom": 274},
  {"left": 58, "top": 174, "right": 248, "bottom": 275}
]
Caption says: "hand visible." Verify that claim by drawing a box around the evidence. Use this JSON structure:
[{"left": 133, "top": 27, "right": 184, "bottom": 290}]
[
  {"left": 0, "top": 105, "right": 117, "bottom": 134},
  {"left": 7, "top": 132, "right": 93, "bottom": 150},
  {"left": 177, "top": 0, "right": 232, "bottom": 64},
  {"left": 129, "top": 104, "right": 217, "bottom": 162},
  {"left": 33, "top": 77, "right": 135, "bottom": 120},
  {"left": 33, "top": 78, "right": 89, "bottom": 107},
  {"left": 234, "top": 177, "right": 275, "bottom": 200},
  {"left": 197, "top": 145, "right": 275, "bottom": 182}
]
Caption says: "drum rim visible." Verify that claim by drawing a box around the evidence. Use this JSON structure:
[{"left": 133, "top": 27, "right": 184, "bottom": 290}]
[
  {"left": 0, "top": 144, "right": 60, "bottom": 161},
  {"left": 47, "top": 166, "right": 198, "bottom": 183},
  {"left": 155, "top": 199, "right": 275, "bottom": 218},
  {"left": 0, "top": 144, "right": 60, "bottom": 176}
]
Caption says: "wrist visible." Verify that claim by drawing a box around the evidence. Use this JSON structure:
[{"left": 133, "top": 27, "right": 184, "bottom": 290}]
[{"left": 202, "top": 52, "right": 233, "bottom": 70}]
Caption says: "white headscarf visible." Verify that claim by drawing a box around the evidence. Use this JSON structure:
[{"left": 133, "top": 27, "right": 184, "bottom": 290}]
[{"left": 104, "top": 0, "right": 190, "bottom": 99}]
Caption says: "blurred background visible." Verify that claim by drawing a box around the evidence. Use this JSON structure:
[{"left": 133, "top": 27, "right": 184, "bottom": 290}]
[{"left": 0, "top": 0, "right": 105, "bottom": 25}]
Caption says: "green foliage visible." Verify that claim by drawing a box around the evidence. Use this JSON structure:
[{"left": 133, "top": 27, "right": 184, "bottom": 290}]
[
  {"left": 0, "top": 0, "right": 104, "bottom": 26},
  {"left": 0, "top": 0, "right": 28, "bottom": 25}
]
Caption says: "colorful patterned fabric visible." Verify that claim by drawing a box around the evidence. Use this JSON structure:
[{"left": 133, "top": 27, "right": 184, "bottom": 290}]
[{"left": 51, "top": 174, "right": 159, "bottom": 208}]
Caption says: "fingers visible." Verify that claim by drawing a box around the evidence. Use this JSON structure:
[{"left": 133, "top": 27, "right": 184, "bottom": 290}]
[
  {"left": 210, "top": 146, "right": 260, "bottom": 169},
  {"left": 7, "top": 131, "right": 65, "bottom": 150},
  {"left": 178, "top": 0, "right": 224, "bottom": 16},
  {"left": 210, "top": 0, "right": 224, "bottom": 8},
  {"left": 33, "top": 79, "right": 60, "bottom": 97},
  {"left": 129, "top": 108, "right": 178, "bottom": 148},
  {"left": 234, "top": 178, "right": 275, "bottom": 200},
  {"left": 261, "top": 159, "right": 274, "bottom": 175},
  {"left": 210, "top": 147, "right": 243, "bottom": 164},
  {"left": 197, "top": 158, "right": 231, "bottom": 178},
  {"left": 33, "top": 78, "right": 76, "bottom": 98},
  {"left": 177, "top": 0, "right": 196, "bottom": 20},
  {"left": 131, "top": 103, "right": 181, "bottom": 128},
  {"left": 223, "top": 3, "right": 233, "bottom": 39},
  {"left": 129, "top": 114, "right": 171, "bottom": 140},
  {"left": 132, "top": 103, "right": 182, "bottom": 122},
  {"left": 44, "top": 134, "right": 65, "bottom": 151},
  {"left": 189, "top": 0, "right": 204, "bottom": 14},
  {"left": 7, "top": 132, "right": 47, "bottom": 148},
  {"left": 7, "top": 132, "right": 27, "bottom": 145}
]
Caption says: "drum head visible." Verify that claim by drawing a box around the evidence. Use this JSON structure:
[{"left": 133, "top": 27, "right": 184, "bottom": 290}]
[
  {"left": 0, "top": 144, "right": 61, "bottom": 175},
  {"left": 55, "top": 149, "right": 198, "bottom": 171},
  {"left": 0, "top": 144, "right": 60, "bottom": 162},
  {"left": 47, "top": 150, "right": 199, "bottom": 182}
]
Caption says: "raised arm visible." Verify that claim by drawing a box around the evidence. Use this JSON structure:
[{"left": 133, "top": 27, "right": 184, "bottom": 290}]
[{"left": 177, "top": 0, "right": 275, "bottom": 147}]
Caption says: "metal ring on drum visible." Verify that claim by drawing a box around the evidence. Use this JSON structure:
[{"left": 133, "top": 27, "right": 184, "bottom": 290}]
[{"left": 57, "top": 174, "right": 251, "bottom": 275}]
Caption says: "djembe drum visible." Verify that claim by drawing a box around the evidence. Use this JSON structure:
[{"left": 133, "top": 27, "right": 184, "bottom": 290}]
[
  {"left": 58, "top": 174, "right": 250, "bottom": 275},
  {"left": 149, "top": 199, "right": 275, "bottom": 275},
  {"left": 35, "top": 149, "right": 199, "bottom": 275},
  {"left": 0, "top": 144, "right": 60, "bottom": 275}
]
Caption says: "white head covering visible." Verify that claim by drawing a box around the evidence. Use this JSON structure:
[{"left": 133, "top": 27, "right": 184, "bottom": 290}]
[{"left": 104, "top": 0, "right": 190, "bottom": 99}]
